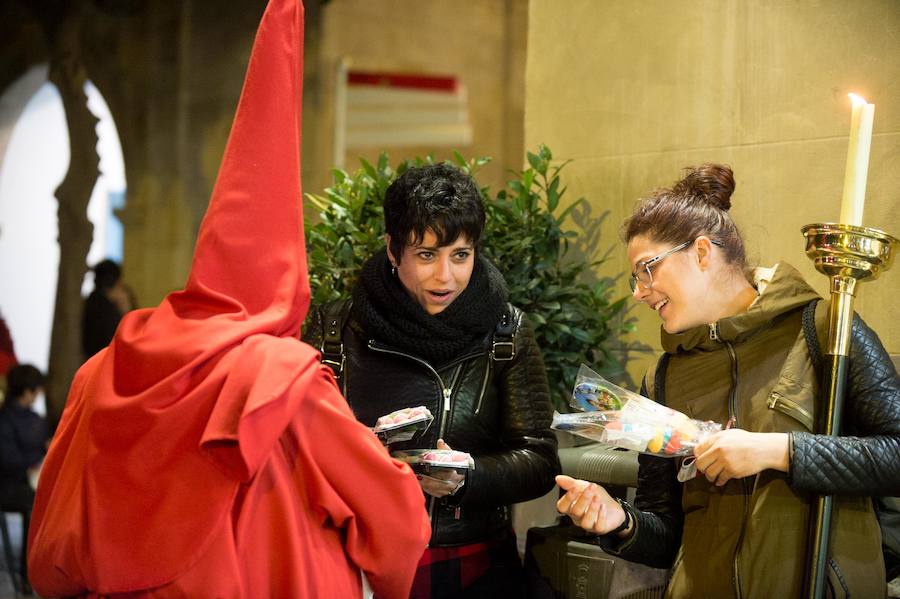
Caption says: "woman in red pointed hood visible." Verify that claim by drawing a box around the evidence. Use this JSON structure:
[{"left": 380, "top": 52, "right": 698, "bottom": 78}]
[{"left": 26, "top": 1, "right": 429, "bottom": 597}]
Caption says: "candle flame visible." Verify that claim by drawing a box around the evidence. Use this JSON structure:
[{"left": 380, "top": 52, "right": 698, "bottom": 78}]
[{"left": 848, "top": 93, "right": 869, "bottom": 106}]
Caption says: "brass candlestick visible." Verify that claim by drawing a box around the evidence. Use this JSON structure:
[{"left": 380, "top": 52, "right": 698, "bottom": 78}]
[{"left": 801, "top": 222, "right": 898, "bottom": 599}]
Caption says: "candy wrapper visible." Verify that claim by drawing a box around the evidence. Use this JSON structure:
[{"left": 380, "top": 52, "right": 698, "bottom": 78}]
[
  {"left": 391, "top": 449, "right": 475, "bottom": 475},
  {"left": 552, "top": 364, "right": 721, "bottom": 457},
  {"left": 372, "top": 406, "right": 434, "bottom": 444}
]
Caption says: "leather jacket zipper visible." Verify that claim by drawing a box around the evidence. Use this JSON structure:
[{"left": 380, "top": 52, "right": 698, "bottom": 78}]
[
  {"left": 367, "top": 341, "right": 450, "bottom": 394},
  {"left": 725, "top": 340, "right": 746, "bottom": 599},
  {"left": 767, "top": 391, "right": 813, "bottom": 431},
  {"left": 367, "top": 341, "right": 462, "bottom": 534},
  {"left": 431, "top": 364, "right": 462, "bottom": 535},
  {"left": 725, "top": 341, "right": 739, "bottom": 428},
  {"left": 474, "top": 360, "right": 492, "bottom": 415},
  {"left": 442, "top": 348, "right": 495, "bottom": 416},
  {"left": 438, "top": 365, "right": 464, "bottom": 440}
]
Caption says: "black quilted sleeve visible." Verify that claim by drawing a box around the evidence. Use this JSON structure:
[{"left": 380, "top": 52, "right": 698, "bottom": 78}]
[
  {"left": 790, "top": 314, "right": 900, "bottom": 495},
  {"left": 595, "top": 453, "right": 684, "bottom": 569}
]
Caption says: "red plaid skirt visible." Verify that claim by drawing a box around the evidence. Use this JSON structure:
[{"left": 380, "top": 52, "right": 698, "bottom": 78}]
[{"left": 403, "top": 527, "right": 525, "bottom": 599}]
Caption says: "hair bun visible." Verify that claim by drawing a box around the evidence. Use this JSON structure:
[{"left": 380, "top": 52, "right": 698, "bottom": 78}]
[{"left": 673, "top": 163, "right": 735, "bottom": 211}]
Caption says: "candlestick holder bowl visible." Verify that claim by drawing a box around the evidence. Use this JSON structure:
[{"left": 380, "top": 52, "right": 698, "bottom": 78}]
[{"left": 802, "top": 223, "right": 898, "bottom": 283}]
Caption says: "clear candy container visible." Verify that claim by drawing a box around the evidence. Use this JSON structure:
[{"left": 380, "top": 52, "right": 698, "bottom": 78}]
[
  {"left": 391, "top": 448, "right": 475, "bottom": 475},
  {"left": 372, "top": 406, "right": 434, "bottom": 444}
]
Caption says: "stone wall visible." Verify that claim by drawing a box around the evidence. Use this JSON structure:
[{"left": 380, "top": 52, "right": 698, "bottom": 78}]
[
  {"left": 525, "top": 0, "right": 900, "bottom": 382},
  {"left": 305, "top": 0, "right": 527, "bottom": 197}
]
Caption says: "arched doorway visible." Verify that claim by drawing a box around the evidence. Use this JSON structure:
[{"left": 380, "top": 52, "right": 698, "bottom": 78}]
[{"left": 0, "top": 64, "right": 126, "bottom": 414}]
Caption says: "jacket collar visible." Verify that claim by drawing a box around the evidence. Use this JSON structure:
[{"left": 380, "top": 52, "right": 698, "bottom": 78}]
[{"left": 661, "top": 262, "right": 820, "bottom": 353}]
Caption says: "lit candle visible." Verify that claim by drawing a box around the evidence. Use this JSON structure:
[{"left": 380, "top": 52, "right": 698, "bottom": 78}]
[{"left": 839, "top": 93, "right": 875, "bottom": 226}]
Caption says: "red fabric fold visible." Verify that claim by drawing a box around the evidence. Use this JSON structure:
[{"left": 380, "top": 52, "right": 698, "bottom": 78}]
[{"left": 200, "top": 334, "right": 322, "bottom": 482}]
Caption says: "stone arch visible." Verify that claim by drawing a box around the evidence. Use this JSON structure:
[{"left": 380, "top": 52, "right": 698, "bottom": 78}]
[{"left": 0, "top": 64, "right": 126, "bottom": 418}]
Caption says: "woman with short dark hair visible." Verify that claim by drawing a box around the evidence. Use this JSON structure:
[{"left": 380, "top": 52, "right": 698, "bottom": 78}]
[{"left": 305, "top": 162, "right": 560, "bottom": 599}]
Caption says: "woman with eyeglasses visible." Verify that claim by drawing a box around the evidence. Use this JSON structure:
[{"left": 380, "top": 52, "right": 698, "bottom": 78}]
[{"left": 555, "top": 163, "right": 900, "bottom": 598}]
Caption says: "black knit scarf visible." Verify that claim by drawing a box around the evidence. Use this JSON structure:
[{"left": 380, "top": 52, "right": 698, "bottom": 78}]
[{"left": 352, "top": 249, "right": 508, "bottom": 365}]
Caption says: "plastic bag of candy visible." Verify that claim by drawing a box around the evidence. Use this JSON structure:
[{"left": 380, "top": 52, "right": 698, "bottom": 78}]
[
  {"left": 552, "top": 364, "right": 721, "bottom": 457},
  {"left": 390, "top": 449, "right": 475, "bottom": 475},
  {"left": 571, "top": 364, "right": 625, "bottom": 412},
  {"left": 372, "top": 406, "right": 434, "bottom": 444}
]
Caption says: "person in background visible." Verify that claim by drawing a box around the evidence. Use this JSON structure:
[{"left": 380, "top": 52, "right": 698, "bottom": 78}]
[
  {"left": 304, "top": 162, "right": 561, "bottom": 599},
  {"left": 555, "top": 164, "right": 900, "bottom": 598},
  {"left": 0, "top": 364, "right": 47, "bottom": 504},
  {"left": 81, "top": 259, "right": 134, "bottom": 359},
  {"left": 0, "top": 364, "right": 49, "bottom": 596}
]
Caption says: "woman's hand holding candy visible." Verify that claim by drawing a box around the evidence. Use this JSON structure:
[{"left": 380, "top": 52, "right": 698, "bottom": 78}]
[
  {"left": 417, "top": 439, "right": 466, "bottom": 498},
  {"left": 694, "top": 429, "right": 789, "bottom": 486}
]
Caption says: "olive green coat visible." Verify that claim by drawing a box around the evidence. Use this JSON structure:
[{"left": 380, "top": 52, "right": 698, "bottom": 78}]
[{"left": 649, "top": 263, "right": 884, "bottom": 599}]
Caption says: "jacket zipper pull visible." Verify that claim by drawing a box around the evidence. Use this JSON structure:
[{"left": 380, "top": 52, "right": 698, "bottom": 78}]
[
  {"left": 443, "top": 387, "right": 451, "bottom": 412},
  {"left": 708, "top": 322, "right": 720, "bottom": 341},
  {"left": 454, "top": 506, "right": 461, "bottom": 520}
]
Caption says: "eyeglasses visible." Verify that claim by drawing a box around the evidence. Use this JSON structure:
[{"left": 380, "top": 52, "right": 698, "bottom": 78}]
[{"left": 629, "top": 239, "right": 723, "bottom": 292}]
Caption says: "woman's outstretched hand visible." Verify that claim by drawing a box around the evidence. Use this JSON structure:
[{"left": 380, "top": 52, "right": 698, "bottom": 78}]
[
  {"left": 693, "top": 429, "right": 789, "bottom": 486},
  {"left": 555, "top": 475, "right": 629, "bottom": 536}
]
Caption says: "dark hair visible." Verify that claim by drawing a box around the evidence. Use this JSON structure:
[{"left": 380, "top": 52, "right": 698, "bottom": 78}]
[
  {"left": 622, "top": 163, "right": 748, "bottom": 272},
  {"left": 93, "top": 259, "right": 122, "bottom": 291},
  {"left": 383, "top": 163, "right": 485, "bottom": 263},
  {"left": 5, "top": 363, "right": 45, "bottom": 401}
]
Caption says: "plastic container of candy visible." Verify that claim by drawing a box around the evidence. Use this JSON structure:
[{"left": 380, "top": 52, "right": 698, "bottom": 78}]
[
  {"left": 391, "top": 449, "right": 475, "bottom": 475},
  {"left": 552, "top": 364, "right": 721, "bottom": 457},
  {"left": 372, "top": 406, "right": 434, "bottom": 444}
]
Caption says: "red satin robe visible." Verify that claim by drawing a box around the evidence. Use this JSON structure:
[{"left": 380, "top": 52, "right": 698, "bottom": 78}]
[
  {"left": 29, "top": 0, "right": 431, "bottom": 594},
  {"left": 29, "top": 336, "right": 430, "bottom": 599}
]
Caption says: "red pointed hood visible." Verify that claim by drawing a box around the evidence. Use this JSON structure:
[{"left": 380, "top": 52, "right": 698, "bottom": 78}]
[
  {"left": 117, "top": 0, "right": 309, "bottom": 389},
  {"left": 29, "top": 0, "right": 322, "bottom": 592},
  {"left": 181, "top": 0, "right": 308, "bottom": 338}
]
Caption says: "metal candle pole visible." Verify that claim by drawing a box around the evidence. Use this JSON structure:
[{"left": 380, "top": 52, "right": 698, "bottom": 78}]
[{"left": 801, "top": 222, "right": 898, "bottom": 599}]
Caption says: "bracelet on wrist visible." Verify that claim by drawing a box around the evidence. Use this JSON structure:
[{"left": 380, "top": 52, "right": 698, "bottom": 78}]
[{"left": 607, "top": 498, "right": 633, "bottom": 536}]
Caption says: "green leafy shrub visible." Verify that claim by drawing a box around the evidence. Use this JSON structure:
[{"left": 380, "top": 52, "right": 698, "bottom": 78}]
[{"left": 305, "top": 146, "right": 633, "bottom": 410}]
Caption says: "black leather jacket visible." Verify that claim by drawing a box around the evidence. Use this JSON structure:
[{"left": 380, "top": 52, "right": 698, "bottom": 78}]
[{"left": 303, "top": 302, "right": 560, "bottom": 546}]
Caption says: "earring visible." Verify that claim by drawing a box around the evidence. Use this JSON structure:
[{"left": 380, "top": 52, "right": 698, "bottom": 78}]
[{"left": 391, "top": 264, "right": 397, "bottom": 277}]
